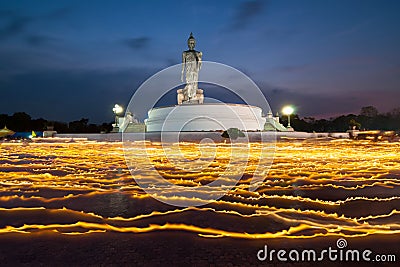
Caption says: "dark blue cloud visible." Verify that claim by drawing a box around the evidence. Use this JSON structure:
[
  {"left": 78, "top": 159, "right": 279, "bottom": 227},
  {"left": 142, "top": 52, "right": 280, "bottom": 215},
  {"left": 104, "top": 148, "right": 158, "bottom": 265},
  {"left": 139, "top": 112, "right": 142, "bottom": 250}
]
[
  {"left": 122, "top": 37, "right": 150, "bottom": 50},
  {"left": 229, "top": 0, "right": 266, "bottom": 30},
  {"left": 0, "top": 6, "right": 72, "bottom": 41},
  {"left": 25, "top": 34, "right": 59, "bottom": 46},
  {"left": 0, "top": 15, "right": 32, "bottom": 40}
]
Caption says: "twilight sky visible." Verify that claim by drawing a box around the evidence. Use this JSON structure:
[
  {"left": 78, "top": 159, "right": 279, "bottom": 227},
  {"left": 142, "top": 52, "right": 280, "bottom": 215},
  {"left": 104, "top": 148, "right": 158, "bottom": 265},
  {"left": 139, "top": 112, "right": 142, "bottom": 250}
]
[{"left": 0, "top": 0, "right": 399, "bottom": 123}]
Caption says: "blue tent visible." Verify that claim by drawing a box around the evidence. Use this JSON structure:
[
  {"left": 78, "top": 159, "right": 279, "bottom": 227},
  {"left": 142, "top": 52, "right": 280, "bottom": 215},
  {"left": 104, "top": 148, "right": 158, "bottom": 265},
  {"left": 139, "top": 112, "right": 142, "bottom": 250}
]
[{"left": 12, "top": 131, "right": 43, "bottom": 138}]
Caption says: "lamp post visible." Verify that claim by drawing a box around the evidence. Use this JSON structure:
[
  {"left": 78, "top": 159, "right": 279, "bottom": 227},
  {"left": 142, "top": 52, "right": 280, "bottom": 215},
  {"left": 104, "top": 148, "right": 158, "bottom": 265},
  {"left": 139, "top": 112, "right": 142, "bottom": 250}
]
[
  {"left": 112, "top": 104, "right": 123, "bottom": 127},
  {"left": 282, "top": 106, "right": 294, "bottom": 131}
]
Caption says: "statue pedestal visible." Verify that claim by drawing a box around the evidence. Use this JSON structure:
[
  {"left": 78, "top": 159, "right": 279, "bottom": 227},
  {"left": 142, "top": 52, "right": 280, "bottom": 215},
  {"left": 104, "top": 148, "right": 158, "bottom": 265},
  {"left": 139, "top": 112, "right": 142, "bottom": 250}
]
[
  {"left": 182, "top": 99, "right": 200, "bottom": 104},
  {"left": 145, "top": 103, "right": 266, "bottom": 132},
  {"left": 177, "top": 89, "right": 204, "bottom": 105}
]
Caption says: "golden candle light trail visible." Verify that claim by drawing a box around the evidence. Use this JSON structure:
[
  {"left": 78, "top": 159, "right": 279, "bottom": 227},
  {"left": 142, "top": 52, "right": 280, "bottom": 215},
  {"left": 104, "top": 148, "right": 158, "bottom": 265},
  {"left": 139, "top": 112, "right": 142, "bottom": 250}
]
[{"left": 0, "top": 140, "right": 399, "bottom": 239}]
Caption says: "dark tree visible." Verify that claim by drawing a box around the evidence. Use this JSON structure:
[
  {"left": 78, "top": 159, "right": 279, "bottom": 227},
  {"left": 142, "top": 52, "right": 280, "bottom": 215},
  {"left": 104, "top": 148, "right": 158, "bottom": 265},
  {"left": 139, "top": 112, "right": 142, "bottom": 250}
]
[
  {"left": 349, "top": 119, "right": 361, "bottom": 130},
  {"left": 360, "top": 106, "right": 378, "bottom": 117},
  {"left": 10, "top": 112, "right": 32, "bottom": 131},
  {"left": 31, "top": 118, "right": 47, "bottom": 131},
  {"left": 53, "top": 121, "right": 69, "bottom": 133},
  {"left": 100, "top": 122, "right": 113, "bottom": 133},
  {"left": 0, "top": 114, "right": 9, "bottom": 128},
  {"left": 68, "top": 118, "right": 89, "bottom": 133},
  {"left": 389, "top": 107, "right": 400, "bottom": 118}
]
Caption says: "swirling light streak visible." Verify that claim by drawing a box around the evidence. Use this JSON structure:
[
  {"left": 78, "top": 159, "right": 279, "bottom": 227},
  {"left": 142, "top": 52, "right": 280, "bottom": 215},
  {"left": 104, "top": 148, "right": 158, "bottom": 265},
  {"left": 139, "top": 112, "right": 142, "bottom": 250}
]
[{"left": 0, "top": 140, "right": 399, "bottom": 239}]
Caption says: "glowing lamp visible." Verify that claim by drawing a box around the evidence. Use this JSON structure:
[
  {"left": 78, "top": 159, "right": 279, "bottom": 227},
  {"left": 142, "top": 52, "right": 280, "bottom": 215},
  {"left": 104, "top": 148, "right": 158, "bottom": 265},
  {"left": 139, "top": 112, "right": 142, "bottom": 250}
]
[
  {"left": 282, "top": 105, "right": 294, "bottom": 129},
  {"left": 113, "top": 104, "right": 123, "bottom": 115},
  {"left": 113, "top": 104, "right": 124, "bottom": 127}
]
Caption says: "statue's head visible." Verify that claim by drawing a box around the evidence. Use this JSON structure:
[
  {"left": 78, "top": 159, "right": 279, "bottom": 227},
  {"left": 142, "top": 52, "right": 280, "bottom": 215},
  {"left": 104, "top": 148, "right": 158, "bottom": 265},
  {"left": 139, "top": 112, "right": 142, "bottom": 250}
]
[{"left": 187, "top": 32, "right": 196, "bottom": 50}]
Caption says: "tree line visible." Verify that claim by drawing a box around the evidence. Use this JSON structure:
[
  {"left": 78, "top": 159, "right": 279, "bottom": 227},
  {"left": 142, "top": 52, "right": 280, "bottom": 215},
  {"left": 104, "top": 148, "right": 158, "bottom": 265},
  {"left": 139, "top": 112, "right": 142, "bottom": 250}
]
[
  {"left": 0, "top": 112, "right": 113, "bottom": 133},
  {"left": 1, "top": 106, "right": 399, "bottom": 133},
  {"left": 280, "top": 106, "right": 400, "bottom": 132}
]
